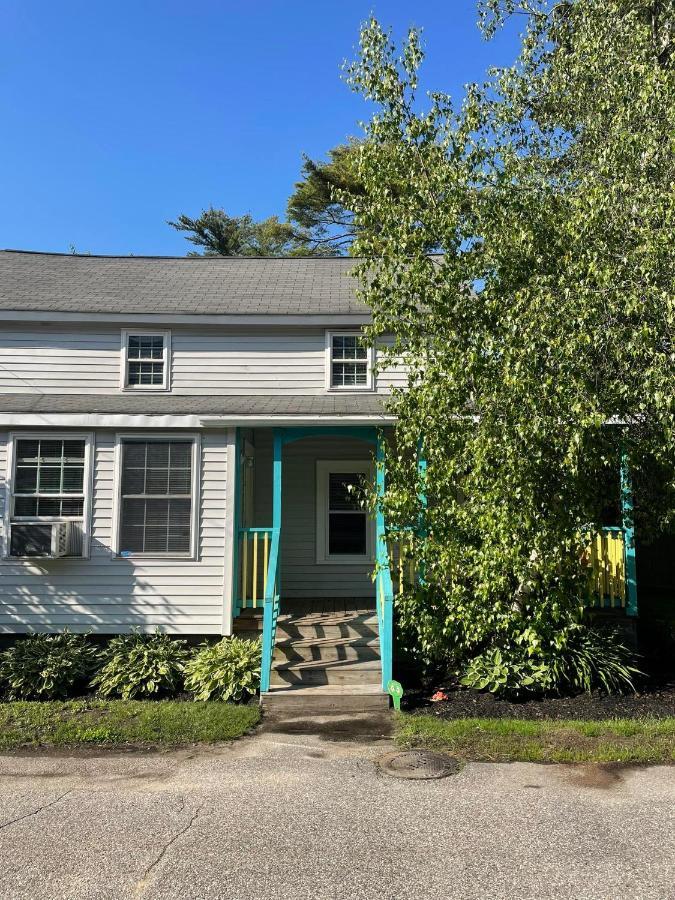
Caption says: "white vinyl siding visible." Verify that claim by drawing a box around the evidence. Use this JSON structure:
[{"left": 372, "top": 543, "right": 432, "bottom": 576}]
[
  {"left": 0, "top": 326, "right": 406, "bottom": 395},
  {"left": 0, "top": 429, "right": 231, "bottom": 634}
]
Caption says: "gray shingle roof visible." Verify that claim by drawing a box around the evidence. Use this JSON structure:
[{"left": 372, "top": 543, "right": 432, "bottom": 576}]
[
  {"left": 0, "top": 250, "right": 369, "bottom": 317},
  {"left": 0, "top": 393, "right": 389, "bottom": 417}
]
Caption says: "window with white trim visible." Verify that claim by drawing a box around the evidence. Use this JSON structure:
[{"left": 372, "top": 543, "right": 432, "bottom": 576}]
[
  {"left": 326, "top": 332, "right": 373, "bottom": 390},
  {"left": 316, "top": 460, "right": 374, "bottom": 564},
  {"left": 117, "top": 439, "right": 196, "bottom": 556},
  {"left": 121, "top": 331, "right": 170, "bottom": 390},
  {"left": 5, "top": 435, "right": 92, "bottom": 558}
]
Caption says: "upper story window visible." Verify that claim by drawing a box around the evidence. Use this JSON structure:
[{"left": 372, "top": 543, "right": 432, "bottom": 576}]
[
  {"left": 121, "top": 331, "right": 171, "bottom": 391},
  {"left": 326, "top": 332, "right": 374, "bottom": 391},
  {"left": 4, "top": 434, "right": 93, "bottom": 559}
]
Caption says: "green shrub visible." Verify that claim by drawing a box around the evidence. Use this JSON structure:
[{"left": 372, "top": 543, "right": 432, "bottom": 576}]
[
  {"left": 0, "top": 632, "right": 100, "bottom": 700},
  {"left": 461, "top": 626, "right": 641, "bottom": 697},
  {"left": 460, "top": 647, "right": 552, "bottom": 696},
  {"left": 92, "top": 631, "right": 189, "bottom": 700},
  {"left": 184, "top": 637, "right": 261, "bottom": 702}
]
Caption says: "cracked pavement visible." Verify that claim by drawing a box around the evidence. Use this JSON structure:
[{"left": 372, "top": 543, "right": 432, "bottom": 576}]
[{"left": 0, "top": 717, "right": 673, "bottom": 900}]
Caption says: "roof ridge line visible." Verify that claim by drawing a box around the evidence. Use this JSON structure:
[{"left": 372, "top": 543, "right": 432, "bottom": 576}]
[{"left": 1, "top": 249, "right": 358, "bottom": 261}]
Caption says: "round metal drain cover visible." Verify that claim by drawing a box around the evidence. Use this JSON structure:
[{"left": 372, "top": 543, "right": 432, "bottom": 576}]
[{"left": 377, "top": 750, "right": 460, "bottom": 780}]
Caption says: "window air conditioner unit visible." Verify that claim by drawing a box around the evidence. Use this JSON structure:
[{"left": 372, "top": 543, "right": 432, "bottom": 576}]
[{"left": 9, "top": 522, "right": 81, "bottom": 558}]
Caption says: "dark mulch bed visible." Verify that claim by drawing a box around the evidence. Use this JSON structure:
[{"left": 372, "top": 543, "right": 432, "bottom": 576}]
[{"left": 403, "top": 678, "right": 675, "bottom": 720}]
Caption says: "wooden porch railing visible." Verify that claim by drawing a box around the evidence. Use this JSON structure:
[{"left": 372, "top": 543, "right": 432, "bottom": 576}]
[{"left": 236, "top": 527, "right": 273, "bottom": 611}]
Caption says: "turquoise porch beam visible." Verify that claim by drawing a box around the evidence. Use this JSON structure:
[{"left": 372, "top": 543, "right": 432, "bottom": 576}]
[
  {"left": 278, "top": 425, "right": 378, "bottom": 446},
  {"left": 620, "top": 449, "right": 638, "bottom": 618}
]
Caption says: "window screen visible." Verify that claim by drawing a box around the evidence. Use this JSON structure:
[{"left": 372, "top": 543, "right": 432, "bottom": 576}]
[
  {"left": 126, "top": 335, "right": 165, "bottom": 387},
  {"left": 330, "top": 335, "right": 369, "bottom": 388},
  {"left": 12, "top": 439, "right": 86, "bottom": 518},
  {"left": 327, "top": 472, "right": 367, "bottom": 555},
  {"left": 119, "top": 440, "right": 193, "bottom": 554}
]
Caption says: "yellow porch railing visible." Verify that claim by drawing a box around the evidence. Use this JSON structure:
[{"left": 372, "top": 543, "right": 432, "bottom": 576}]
[
  {"left": 237, "top": 527, "right": 273, "bottom": 610},
  {"left": 585, "top": 527, "right": 627, "bottom": 609},
  {"left": 386, "top": 527, "right": 627, "bottom": 610},
  {"left": 387, "top": 533, "right": 417, "bottom": 595}
]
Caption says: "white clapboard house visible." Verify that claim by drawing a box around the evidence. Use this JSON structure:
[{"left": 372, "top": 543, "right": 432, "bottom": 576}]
[{"left": 0, "top": 250, "right": 408, "bottom": 705}]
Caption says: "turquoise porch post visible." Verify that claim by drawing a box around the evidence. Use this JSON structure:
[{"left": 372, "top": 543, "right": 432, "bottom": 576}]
[
  {"left": 232, "top": 428, "right": 242, "bottom": 617},
  {"left": 376, "top": 431, "right": 393, "bottom": 689},
  {"left": 260, "top": 428, "right": 283, "bottom": 692},
  {"left": 620, "top": 449, "right": 638, "bottom": 618}
]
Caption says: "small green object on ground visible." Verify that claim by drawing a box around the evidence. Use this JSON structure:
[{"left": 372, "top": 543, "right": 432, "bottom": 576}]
[
  {"left": 0, "top": 700, "right": 260, "bottom": 750},
  {"left": 395, "top": 713, "right": 675, "bottom": 764},
  {"left": 387, "top": 679, "right": 404, "bottom": 711}
]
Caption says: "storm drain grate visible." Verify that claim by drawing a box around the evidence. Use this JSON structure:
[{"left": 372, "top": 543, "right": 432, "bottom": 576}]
[{"left": 377, "top": 750, "right": 460, "bottom": 780}]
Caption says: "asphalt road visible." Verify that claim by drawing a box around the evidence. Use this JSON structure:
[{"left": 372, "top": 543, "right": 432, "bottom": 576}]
[{"left": 0, "top": 715, "right": 673, "bottom": 900}]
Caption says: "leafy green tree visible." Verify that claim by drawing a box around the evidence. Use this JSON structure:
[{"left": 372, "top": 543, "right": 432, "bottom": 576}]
[
  {"left": 345, "top": 6, "right": 674, "bottom": 692},
  {"left": 168, "top": 207, "right": 318, "bottom": 257}
]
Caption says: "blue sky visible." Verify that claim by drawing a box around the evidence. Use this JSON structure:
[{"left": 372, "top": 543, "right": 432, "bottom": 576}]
[{"left": 0, "top": 1, "right": 522, "bottom": 255}]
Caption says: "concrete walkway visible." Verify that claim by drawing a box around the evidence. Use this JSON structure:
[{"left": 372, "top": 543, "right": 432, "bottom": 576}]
[{"left": 0, "top": 714, "right": 673, "bottom": 900}]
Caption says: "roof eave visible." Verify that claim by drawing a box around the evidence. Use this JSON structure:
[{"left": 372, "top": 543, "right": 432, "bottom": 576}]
[{"left": 0, "top": 309, "right": 372, "bottom": 326}]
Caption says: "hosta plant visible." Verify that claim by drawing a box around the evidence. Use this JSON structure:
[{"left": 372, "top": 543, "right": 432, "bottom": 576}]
[
  {"left": 0, "top": 632, "right": 100, "bottom": 700},
  {"left": 92, "top": 631, "right": 189, "bottom": 700},
  {"left": 184, "top": 637, "right": 262, "bottom": 702}
]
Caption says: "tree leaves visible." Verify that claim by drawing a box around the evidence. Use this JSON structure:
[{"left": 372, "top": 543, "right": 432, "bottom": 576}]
[{"left": 346, "top": 6, "right": 675, "bottom": 684}]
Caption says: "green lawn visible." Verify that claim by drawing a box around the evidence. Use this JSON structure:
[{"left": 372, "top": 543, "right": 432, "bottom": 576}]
[
  {"left": 395, "top": 713, "right": 675, "bottom": 763},
  {"left": 0, "top": 700, "right": 261, "bottom": 750}
]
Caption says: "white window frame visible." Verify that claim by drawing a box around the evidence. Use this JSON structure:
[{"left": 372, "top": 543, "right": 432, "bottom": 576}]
[
  {"left": 120, "top": 330, "right": 171, "bottom": 392},
  {"left": 2, "top": 431, "right": 94, "bottom": 560},
  {"left": 111, "top": 433, "right": 201, "bottom": 560},
  {"left": 315, "top": 459, "right": 375, "bottom": 565},
  {"left": 325, "top": 331, "right": 375, "bottom": 392}
]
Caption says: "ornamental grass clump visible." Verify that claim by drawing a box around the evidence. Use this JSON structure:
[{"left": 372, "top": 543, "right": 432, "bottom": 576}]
[
  {"left": 92, "top": 631, "right": 189, "bottom": 700},
  {"left": 0, "top": 632, "right": 100, "bottom": 701},
  {"left": 184, "top": 637, "right": 262, "bottom": 702}
]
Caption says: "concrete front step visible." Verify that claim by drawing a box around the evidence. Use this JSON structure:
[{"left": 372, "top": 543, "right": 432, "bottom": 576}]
[
  {"left": 270, "top": 658, "right": 382, "bottom": 688},
  {"left": 261, "top": 685, "right": 389, "bottom": 714}
]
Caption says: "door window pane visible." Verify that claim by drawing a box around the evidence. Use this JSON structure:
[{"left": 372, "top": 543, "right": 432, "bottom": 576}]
[
  {"left": 327, "top": 471, "right": 367, "bottom": 556},
  {"left": 329, "top": 513, "right": 367, "bottom": 555}
]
